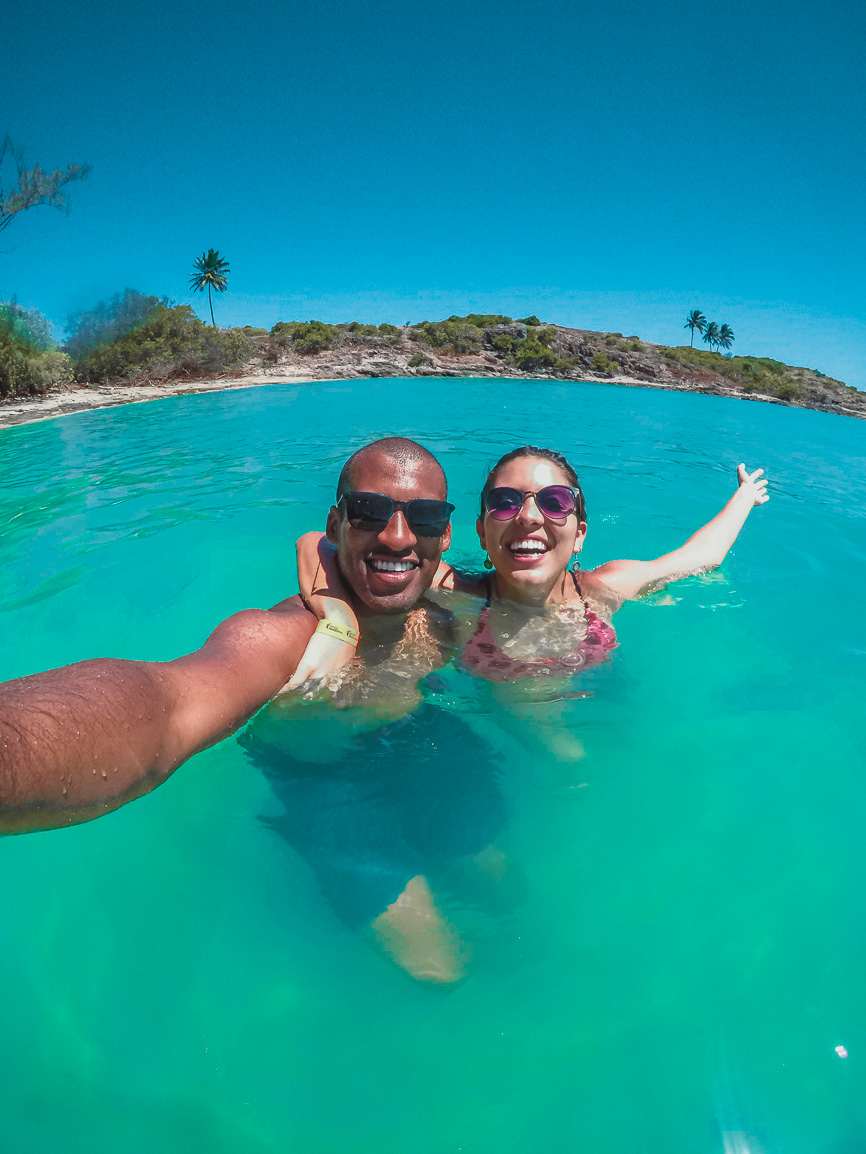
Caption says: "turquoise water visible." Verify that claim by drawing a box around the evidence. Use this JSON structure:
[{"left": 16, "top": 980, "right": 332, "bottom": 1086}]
[{"left": 2, "top": 378, "right": 866, "bottom": 1153}]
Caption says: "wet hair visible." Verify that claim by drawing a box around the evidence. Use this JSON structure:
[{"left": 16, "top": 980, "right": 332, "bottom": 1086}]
[
  {"left": 480, "top": 445, "right": 586, "bottom": 521},
  {"left": 336, "top": 436, "right": 447, "bottom": 502}
]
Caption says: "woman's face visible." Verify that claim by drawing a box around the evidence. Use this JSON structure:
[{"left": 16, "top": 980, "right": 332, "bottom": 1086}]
[{"left": 476, "top": 456, "right": 587, "bottom": 603}]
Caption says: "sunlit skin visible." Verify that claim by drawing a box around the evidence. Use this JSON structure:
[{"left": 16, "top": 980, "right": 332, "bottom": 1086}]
[
  {"left": 325, "top": 449, "right": 452, "bottom": 618},
  {"left": 476, "top": 457, "right": 587, "bottom": 607}
]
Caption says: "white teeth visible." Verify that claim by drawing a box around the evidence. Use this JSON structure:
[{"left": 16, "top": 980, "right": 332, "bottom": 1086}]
[
  {"left": 509, "top": 539, "right": 548, "bottom": 554},
  {"left": 370, "top": 559, "right": 416, "bottom": 572}
]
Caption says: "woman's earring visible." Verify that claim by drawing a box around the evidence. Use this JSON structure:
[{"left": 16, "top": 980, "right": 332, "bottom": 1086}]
[
  {"left": 483, "top": 555, "right": 494, "bottom": 570},
  {"left": 571, "top": 557, "right": 582, "bottom": 573}
]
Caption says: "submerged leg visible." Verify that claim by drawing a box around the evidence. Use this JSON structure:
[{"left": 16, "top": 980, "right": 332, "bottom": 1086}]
[{"left": 369, "top": 875, "right": 469, "bottom": 985}]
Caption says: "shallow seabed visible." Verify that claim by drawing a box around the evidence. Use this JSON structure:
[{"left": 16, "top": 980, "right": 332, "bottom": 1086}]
[{"left": 2, "top": 379, "right": 866, "bottom": 1153}]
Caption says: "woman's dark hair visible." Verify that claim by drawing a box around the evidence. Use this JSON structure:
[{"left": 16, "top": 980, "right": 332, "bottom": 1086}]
[{"left": 480, "top": 445, "right": 586, "bottom": 520}]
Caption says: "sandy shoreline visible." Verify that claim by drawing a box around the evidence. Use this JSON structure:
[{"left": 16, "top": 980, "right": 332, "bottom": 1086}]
[
  {"left": 1, "top": 370, "right": 860, "bottom": 431},
  {"left": 0, "top": 374, "right": 324, "bottom": 430}
]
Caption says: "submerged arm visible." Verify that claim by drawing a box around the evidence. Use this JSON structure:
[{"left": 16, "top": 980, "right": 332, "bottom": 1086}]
[
  {"left": 431, "top": 561, "right": 486, "bottom": 596},
  {"left": 0, "top": 604, "right": 314, "bottom": 835},
  {"left": 588, "top": 464, "right": 769, "bottom": 604}
]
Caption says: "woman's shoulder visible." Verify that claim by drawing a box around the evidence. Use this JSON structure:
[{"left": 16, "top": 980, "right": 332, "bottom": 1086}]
[{"left": 574, "top": 567, "right": 623, "bottom": 621}]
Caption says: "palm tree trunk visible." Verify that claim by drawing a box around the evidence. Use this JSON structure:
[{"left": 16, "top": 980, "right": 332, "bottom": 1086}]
[
  {"left": 208, "top": 284, "right": 215, "bottom": 327},
  {"left": 690, "top": 328, "right": 694, "bottom": 347}
]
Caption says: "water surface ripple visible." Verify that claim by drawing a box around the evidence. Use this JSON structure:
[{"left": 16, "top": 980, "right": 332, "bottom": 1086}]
[{"left": 2, "top": 380, "right": 866, "bottom": 1153}]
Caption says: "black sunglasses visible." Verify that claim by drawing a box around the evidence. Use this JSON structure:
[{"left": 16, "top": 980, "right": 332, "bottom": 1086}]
[{"left": 339, "top": 491, "right": 455, "bottom": 536}]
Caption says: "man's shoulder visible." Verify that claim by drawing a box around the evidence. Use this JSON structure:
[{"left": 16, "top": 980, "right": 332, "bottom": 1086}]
[{"left": 267, "top": 592, "right": 316, "bottom": 620}]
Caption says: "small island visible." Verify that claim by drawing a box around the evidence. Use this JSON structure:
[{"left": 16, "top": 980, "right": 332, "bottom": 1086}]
[{"left": 1, "top": 301, "right": 862, "bottom": 429}]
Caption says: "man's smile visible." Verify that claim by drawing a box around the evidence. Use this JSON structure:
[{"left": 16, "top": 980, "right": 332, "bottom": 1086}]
[{"left": 366, "top": 554, "right": 421, "bottom": 583}]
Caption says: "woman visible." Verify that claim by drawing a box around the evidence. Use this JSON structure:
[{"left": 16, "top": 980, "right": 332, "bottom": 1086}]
[{"left": 290, "top": 446, "right": 769, "bottom": 687}]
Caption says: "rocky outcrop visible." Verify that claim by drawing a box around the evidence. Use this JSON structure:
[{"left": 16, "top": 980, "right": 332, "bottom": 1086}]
[{"left": 240, "top": 323, "right": 865, "bottom": 420}]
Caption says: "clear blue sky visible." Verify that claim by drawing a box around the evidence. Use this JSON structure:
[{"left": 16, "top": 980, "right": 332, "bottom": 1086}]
[{"left": 5, "top": 0, "right": 865, "bottom": 386}]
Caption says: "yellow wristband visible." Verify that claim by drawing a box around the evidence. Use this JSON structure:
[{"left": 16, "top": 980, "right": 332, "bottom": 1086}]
[{"left": 315, "top": 619, "right": 359, "bottom": 647}]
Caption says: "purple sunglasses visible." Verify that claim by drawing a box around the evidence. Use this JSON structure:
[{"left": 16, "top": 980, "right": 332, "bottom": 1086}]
[{"left": 483, "top": 485, "right": 580, "bottom": 522}]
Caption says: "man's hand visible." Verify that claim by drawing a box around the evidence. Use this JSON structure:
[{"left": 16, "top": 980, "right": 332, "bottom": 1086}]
[{"left": 736, "top": 464, "right": 769, "bottom": 507}]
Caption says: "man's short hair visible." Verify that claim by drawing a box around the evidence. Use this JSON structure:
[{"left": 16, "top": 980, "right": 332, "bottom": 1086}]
[{"left": 335, "top": 437, "right": 447, "bottom": 502}]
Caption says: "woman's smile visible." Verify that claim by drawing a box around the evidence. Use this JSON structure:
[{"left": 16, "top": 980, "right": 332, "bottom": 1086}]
[{"left": 504, "top": 536, "right": 552, "bottom": 563}]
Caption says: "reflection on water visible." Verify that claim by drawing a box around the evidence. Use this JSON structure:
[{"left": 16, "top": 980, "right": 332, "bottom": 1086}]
[{"left": 3, "top": 380, "right": 866, "bottom": 1151}]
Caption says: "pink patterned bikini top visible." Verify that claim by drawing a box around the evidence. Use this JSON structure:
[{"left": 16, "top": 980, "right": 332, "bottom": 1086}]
[{"left": 460, "top": 573, "right": 617, "bottom": 683}]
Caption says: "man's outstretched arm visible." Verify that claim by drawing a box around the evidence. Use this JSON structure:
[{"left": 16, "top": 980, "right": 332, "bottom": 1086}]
[{"left": 0, "top": 600, "right": 315, "bottom": 835}]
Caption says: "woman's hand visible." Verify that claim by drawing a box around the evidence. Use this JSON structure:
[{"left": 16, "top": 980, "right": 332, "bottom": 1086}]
[
  {"left": 737, "top": 463, "right": 769, "bottom": 507},
  {"left": 285, "top": 628, "right": 356, "bottom": 690}
]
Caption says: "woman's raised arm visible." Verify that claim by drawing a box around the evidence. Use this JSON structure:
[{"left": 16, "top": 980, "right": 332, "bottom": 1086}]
[
  {"left": 288, "top": 532, "right": 360, "bottom": 688},
  {"left": 588, "top": 464, "right": 769, "bottom": 603}
]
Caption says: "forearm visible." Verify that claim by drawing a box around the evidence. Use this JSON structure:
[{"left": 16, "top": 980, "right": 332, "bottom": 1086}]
[
  {"left": 0, "top": 658, "right": 184, "bottom": 834},
  {"left": 590, "top": 481, "right": 762, "bottom": 602},
  {"left": 663, "top": 486, "right": 756, "bottom": 573},
  {"left": 296, "top": 532, "right": 359, "bottom": 629}
]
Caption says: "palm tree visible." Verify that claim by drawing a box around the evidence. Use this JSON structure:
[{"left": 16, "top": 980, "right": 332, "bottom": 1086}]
[
  {"left": 718, "top": 323, "right": 735, "bottom": 354},
  {"left": 683, "top": 309, "right": 706, "bottom": 347},
  {"left": 189, "top": 249, "right": 230, "bottom": 326},
  {"left": 703, "top": 321, "right": 720, "bottom": 353}
]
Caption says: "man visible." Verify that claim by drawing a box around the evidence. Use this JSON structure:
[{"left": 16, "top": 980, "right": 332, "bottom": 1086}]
[{"left": 0, "top": 437, "right": 453, "bottom": 837}]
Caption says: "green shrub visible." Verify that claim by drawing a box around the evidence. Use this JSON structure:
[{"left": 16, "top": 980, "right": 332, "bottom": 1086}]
[
  {"left": 516, "top": 315, "right": 541, "bottom": 326},
  {"left": 271, "top": 320, "right": 341, "bottom": 354},
  {"left": 411, "top": 320, "right": 484, "bottom": 353},
  {"left": 537, "top": 327, "right": 558, "bottom": 348},
  {"left": 508, "top": 333, "right": 559, "bottom": 372},
  {"left": 661, "top": 345, "right": 808, "bottom": 398},
  {"left": 3, "top": 302, "right": 54, "bottom": 349},
  {"left": 772, "top": 380, "right": 802, "bottom": 401},
  {"left": 75, "top": 305, "right": 253, "bottom": 382},
  {"left": 65, "top": 289, "right": 165, "bottom": 360},
  {"left": 591, "top": 352, "right": 619, "bottom": 375},
  {"left": 377, "top": 323, "right": 402, "bottom": 342},
  {"left": 447, "top": 313, "right": 512, "bottom": 328},
  {"left": 0, "top": 303, "right": 74, "bottom": 396},
  {"left": 241, "top": 326, "right": 268, "bottom": 336},
  {"left": 628, "top": 341, "right": 642, "bottom": 351},
  {"left": 408, "top": 352, "right": 432, "bottom": 368},
  {"left": 490, "top": 332, "right": 516, "bottom": 354}
]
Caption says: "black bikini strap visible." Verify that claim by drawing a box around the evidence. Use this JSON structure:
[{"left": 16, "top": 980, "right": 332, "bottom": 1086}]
[
  {"left": 483, "top": 574, "right": 493, "bottom": 606},
  {"left": 571, "top": 569, "right": 592, "bottom": 614}
]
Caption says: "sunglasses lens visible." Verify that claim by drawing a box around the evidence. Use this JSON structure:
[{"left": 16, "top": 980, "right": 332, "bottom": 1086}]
[
  {"left": 537, "top": 486, "right": 577, "bottom": 518},
  {"left": 343, "top": 493, "right": 453, "bottom": 535},
  {"left": 344, "top": 492, "right": 392, "bottom": 528},
  {"left": 406, "top": 499, "right": 454, "bottom": 536},
  {"left": 485, "top": 487, "right": 524, "bottom": 520}
]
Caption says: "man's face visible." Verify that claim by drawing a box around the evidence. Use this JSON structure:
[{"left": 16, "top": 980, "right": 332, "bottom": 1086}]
[{"left": 326, "top": 450, "right": 452, "bottom": 615}]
